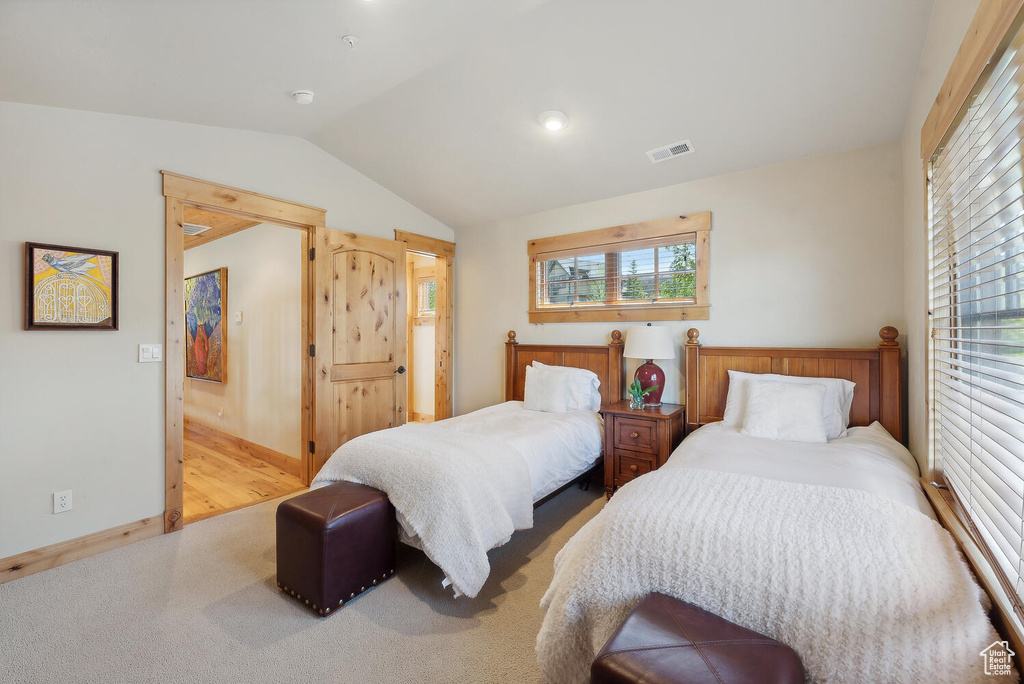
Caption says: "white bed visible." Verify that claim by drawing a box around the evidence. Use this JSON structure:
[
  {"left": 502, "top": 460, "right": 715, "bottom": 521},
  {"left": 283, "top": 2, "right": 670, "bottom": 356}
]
[
  {"left": 393, "top": 401, "right": 603, "bottom": 547},
  {"left": 537, "top": 422, "right": 1008, "bottom": 683},
  {"left": 537, "top": 330, "right": 1015, "bottom": 683}
]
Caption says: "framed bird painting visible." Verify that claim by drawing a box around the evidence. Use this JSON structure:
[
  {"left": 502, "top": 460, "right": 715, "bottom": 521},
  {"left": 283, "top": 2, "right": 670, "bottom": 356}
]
[
  {"left": 184, "top": 267, "right": 227, "bottom": 383},
  {"left": 24, "top": 242, "right": 119, "bottom": 330}
]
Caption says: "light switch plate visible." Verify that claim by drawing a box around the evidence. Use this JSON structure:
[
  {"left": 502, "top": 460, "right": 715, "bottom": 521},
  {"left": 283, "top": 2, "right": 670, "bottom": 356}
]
[
  {"left": 234, "top": 311, "right": 243, "bottom": 323},
  {"left": 139, "top": 344, "right": 163, "bottom": 363}
]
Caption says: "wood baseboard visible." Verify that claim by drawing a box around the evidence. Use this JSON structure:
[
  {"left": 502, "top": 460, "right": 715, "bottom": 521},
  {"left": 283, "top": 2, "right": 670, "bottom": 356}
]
[
  {"left": 409, "top": 412, "right": 434, "bottom": 423},
  {"left": 184, "top": 418, "right": 302, "bottom": 478},
  {"left": 1, "top": 516, "right": 161, "bottom": 585}
]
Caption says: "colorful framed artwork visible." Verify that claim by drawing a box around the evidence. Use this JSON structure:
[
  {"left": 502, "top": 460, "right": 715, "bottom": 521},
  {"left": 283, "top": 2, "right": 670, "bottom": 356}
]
[
  {"left": 24, "top": 242, "right": 119, "bottom": 330},
  {"left": 185, "top": 267, "right": 228, "bottom": 383}
]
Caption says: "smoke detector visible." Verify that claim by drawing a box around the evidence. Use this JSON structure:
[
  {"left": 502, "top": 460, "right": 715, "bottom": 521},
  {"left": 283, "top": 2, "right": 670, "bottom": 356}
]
[
  {"left": 647, "top": 139, "right": 694, "bottom": 163},
  {"left": 290, "top": 90, "right": 315, "bottom": 105},
  {"left": 342, "top": 35, "right": 359, "bottom": 49},
  {"left": 182, "top": 223, "right": 212, "bottom": 236}
]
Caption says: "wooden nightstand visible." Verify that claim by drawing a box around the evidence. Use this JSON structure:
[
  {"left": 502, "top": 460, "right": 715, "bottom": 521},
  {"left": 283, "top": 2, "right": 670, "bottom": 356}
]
[{"left": 601, "top": 401, "right": 685, "bottom": 499}]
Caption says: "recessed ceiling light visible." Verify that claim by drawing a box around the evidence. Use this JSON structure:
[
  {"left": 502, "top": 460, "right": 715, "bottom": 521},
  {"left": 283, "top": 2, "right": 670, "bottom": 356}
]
[
  {"left": 539, "top": 110, "right": 569, "bottom": 132},
  {"left": 290, "top": 90, "right": 315, "bottom": 105}
]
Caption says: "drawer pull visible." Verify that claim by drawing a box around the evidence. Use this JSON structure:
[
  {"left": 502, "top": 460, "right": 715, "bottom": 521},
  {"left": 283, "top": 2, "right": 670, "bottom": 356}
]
[
  {"left": 630, "top": 431, "right": 639, "bottom": 439},
  {"left": 629, "top": 464, "right": 638, "bottom": 472}
]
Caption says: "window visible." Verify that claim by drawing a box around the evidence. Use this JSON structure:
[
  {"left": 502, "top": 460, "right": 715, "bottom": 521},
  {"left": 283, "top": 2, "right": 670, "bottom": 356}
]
[
  {"left": 528, "top": 212, "right": 710, "bottom": 323},
  {"left": 417, "top": 278, "right": 436, "bottom": 317},
  {"left": 929, "top": 20, "right": 1024, "bottom": 614}
]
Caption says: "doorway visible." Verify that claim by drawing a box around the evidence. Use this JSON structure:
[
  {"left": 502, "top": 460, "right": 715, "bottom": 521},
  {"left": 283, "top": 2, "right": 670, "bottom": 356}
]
[
  {"left": 162, "top": 172, "right": 322, "bottom": 533},
  {"left": 180, "top": 212, "right": 306, "bottom": 524},
  {"left": 396, "top": 231, "right": 455, "bottom": 423}
]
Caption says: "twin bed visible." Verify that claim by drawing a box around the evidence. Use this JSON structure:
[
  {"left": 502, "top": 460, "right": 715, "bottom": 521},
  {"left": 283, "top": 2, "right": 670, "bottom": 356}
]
[{"left": 306, "top": 326, "right": 1013, "bottom": 682}]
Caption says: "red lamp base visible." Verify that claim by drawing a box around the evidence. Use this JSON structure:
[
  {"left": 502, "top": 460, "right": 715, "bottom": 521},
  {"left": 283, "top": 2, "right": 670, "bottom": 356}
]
[{"left": 635, "top": 360, "right": 665, "bottom": 406}]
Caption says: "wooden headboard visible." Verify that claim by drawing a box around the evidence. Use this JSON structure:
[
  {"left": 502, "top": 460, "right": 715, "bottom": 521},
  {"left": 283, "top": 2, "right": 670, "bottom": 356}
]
[
  {"left": 505, "top": 330, "right": 625, "bottom": 408},
  {"left": 683, "top": 326, "right": 903, "bottom": 442}
]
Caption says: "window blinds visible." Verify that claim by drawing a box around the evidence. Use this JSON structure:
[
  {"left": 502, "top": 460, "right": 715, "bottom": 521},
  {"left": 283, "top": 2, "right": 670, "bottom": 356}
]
[{"left": 930, "top": 21, "right": 1024, "bottom": 612}]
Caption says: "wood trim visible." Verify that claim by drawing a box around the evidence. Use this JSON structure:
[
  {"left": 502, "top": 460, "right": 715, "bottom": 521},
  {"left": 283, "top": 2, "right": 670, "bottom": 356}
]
[
  {"left": 406, "top": 257, "right": 416, "bottom": 422},
  {"left": 527, "top": 212, "right": 711, "bottom": 256},
  {"left": 920, "top": 0, "right": 1024, "bottom": 161},
  {"left": 529, "top": 304, "right": 709, "bottom": 324},
  {"left": 183, "top": 418, "right": 302, "bottom": 478},
  {"left": 162, "top": 172, "right": 326, "bottom": 228},
  {"left": 164, "top": 172, "right": 324, "bottom": 529},
  {"left": 1, "top": 517, "right": 161, "bottom": 585},
  {"left": 409, "top": 411, "right": 434, "bottom": 423},
  {"left": 682, "top": 327, "right": 903, "bottom": 442},
  {"left": 504, "top": 329, "right": 625, "bottom": 407},
  {"left": 165, "top": 197, "right": 185, "bottom": 532},
  {"left": 182, "top": 206, "right": 261, "bottom": 250},
  {"left": 395, "top": 230, "right": 455, "bottom": 258},
  {"left": 922, "top": 480, "right": 1024, "bottom": 672}
]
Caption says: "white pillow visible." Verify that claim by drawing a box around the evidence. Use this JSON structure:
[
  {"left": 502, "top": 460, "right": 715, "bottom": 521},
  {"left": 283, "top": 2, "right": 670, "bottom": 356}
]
[
  {"left": 524, "top": 364, "right": 570, "bottom": 413},
  {"left": 722, "top": 370, "right": 855, "bottom": 440},
  {"left": 532, "top": 361, "right": 602, "bottom": 412},
  {"left": 740, "top": 381, "right": 829, "bottom": 443}
]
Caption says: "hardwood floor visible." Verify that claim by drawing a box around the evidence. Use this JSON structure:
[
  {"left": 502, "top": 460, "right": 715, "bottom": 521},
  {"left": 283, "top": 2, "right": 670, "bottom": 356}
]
[{"left": 183, "top": 425, "right": 305, "bottom": 525}]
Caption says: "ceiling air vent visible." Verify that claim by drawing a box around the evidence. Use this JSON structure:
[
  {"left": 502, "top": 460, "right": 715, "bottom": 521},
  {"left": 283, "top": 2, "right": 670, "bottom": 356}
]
[
  {"left": 182, "top": 222, "right": 212, "bottom": 236},
  {"left": 646, "top": 139, "right": 694, "bottom": 164}
]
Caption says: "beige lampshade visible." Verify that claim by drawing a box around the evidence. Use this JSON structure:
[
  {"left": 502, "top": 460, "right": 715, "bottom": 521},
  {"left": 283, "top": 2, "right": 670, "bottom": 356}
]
[{"left": 623, "top": 325, "right": 675, "bottom": 360}]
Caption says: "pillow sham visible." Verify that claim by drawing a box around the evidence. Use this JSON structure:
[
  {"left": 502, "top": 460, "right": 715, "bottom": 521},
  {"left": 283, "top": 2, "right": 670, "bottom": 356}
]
[
  {"left": 524, "top": 364, "right": 570, "bottom": 413},
  {"left": 740, "top": 381, "right": 829, "bottom": 443},
  {"left": 722, "top": 370, "right": 855, "bottom": 440},
  {"left": 532, "top": 361, "right": 602, "bottom": 412}
]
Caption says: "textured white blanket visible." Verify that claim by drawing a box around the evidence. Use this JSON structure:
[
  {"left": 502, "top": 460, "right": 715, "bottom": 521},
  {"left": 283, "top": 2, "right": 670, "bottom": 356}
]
[
  {"left": 311, "top": 423, "right": 532, "bottom": 598},
  {"left": 537, "top": 468, "right": 1013, "bottom": 683}
]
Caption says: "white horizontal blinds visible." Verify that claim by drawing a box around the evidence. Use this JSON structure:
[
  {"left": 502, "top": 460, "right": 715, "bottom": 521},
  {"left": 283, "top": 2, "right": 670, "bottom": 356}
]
[
  {"left": 536, "top": 237, "right": 696, "bottom": 308},
  {"left": 930, "top": 19, "right": 1024, "bottom": 613}
]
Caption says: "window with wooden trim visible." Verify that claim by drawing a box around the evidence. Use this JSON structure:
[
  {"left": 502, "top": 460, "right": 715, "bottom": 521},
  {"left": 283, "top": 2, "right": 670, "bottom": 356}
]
[
  {"left": 416, "top": 278, "right": 436, "bottom": 317},
  {"left": 528, "top": 212, "right": 710, "bottom": 323},
  {"left": 928, "top": 15, "right": 1024, "bottom": 616}
]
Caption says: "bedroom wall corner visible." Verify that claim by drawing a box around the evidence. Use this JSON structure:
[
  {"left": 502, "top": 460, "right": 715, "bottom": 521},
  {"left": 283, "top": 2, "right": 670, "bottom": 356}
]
[
  {"left": 455, "top": 142, "right": 906, "bottom": 416},
  {"left": 900, "top": 0, "right": 981, "bottom": 473},
  {"left": 0, "top": 101, "right": 454, "bottom": 560}
]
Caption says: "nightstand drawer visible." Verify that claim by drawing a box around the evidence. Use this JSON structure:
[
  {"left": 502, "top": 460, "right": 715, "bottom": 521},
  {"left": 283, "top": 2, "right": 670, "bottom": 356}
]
[
  {"left": 614, "top": 418, "right": 656, "bottom": 453},
  {"left": 616, "top": 452, "right": 654, "bottom": 482}
]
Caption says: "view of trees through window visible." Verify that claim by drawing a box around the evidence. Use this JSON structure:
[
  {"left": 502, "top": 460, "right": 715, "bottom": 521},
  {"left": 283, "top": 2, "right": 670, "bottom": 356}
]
[{"left": 541, "top": 242, "right": 696, "bottom": 306}]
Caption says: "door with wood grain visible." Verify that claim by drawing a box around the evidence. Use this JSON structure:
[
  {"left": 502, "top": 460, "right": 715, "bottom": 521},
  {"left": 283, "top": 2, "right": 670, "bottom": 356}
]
[{"left": 313, "top": 228, "right": 407, "bottom": 476}]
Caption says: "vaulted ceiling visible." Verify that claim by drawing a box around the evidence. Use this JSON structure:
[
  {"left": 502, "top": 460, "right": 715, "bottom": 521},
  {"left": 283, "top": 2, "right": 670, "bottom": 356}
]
[{"left": 0, "top": 0, "right": 933, "bottom": 230}]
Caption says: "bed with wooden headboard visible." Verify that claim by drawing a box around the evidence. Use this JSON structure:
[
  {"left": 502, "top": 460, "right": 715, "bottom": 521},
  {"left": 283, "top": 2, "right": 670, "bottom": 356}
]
[
  {"left": 505, "top": 329, "right": 625, "bottom": 408},
  {"left": 682, "top": 325, "right": 903, "bottom": 442}
]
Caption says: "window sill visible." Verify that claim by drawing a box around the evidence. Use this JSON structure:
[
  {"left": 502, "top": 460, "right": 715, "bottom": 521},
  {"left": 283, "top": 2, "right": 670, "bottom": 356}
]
[{"left": 528, "top": 304, "right": 709, "bottom": 323}]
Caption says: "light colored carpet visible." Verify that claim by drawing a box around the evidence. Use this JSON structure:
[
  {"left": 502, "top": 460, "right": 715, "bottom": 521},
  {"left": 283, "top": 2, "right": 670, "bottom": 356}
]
[{"left": 0, "top": 484, "right": 605, "bottom": 684}]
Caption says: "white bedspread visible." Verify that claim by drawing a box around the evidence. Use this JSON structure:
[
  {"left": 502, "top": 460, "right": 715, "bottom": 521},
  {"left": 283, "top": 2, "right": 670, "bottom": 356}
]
[
  {"left": 537, "top": 424, "right": 1012, "bottom": 683},
  {"left": 311, "top": 422, "right": 531, "bottom": 599},
  {"left": 437, "top": 401, "right": 603, "bottom": 501}
]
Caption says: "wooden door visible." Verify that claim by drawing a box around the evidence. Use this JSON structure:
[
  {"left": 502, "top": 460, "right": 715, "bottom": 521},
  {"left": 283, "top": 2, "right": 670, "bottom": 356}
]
[{"left": 313, "top": 228, "right": 407, "bottom": 476}]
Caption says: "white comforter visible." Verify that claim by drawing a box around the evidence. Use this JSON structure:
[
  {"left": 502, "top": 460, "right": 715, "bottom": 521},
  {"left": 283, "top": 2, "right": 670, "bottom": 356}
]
[
  {"left": 311, "top": 402, "right": 603, "bottom": 598},
  {"left": 311, "top": 422, "right": 531, "bottom": 598},
  {"left": 537, "top": 423, "right": 1011, "bottom": 683}
]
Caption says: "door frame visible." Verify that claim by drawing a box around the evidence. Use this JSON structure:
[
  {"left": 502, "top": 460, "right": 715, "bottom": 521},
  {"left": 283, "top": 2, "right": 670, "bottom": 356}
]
[
  {"left": 161, "top": 172, "right": 326, "bottom": 533},
  {"left": 395, "top": 231, "right": 455, "bottom": 421}
]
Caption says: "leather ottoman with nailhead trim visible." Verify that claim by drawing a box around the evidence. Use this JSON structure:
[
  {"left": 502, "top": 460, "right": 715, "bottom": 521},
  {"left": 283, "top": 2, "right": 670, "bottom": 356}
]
[
  {"left": 276, "top": 481, "right": 396, "bottom": 617},
  {"left": 591, "top": 593, "right": 805, "bottom": 684}
]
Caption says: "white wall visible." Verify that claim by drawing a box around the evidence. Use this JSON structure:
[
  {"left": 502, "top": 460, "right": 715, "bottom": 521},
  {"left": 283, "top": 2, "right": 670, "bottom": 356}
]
[
  {"left": 184, "top": 224, "right": 302, "bottom": 459},
  {"left": 455, "top": 142, "right": 905, "bottom": 416},
  {"left": 0, "top": 101, "right": 453, "bottom": 559},
  {"left": 900, "top": 0, "right": 980, "bottom": 468}
]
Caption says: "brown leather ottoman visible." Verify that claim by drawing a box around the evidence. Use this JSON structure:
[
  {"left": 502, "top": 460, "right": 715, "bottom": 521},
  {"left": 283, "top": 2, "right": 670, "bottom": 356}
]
[
  {"left": 591, "top": 593, "right": 805, "bottom": 684},
  {"left": 276, "top": 482, "right": 396, "bottom": 617}
]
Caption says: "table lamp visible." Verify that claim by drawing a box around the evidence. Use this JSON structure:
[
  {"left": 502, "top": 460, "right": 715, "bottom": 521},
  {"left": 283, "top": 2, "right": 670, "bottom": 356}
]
[{"left": 623, "top": 324, "right": 675, "bottom": 406}]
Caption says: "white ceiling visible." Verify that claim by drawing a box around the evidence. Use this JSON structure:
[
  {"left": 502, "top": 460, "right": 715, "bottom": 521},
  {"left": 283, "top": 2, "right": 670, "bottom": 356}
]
[{"left": 0, "top": 0, "right": 933, "bottom": 230}]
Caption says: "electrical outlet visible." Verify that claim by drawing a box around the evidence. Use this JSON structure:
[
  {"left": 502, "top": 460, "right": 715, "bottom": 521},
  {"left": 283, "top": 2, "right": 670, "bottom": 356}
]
[{"left": 53, "top": 490, "right": 72, "bottom": 514}]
